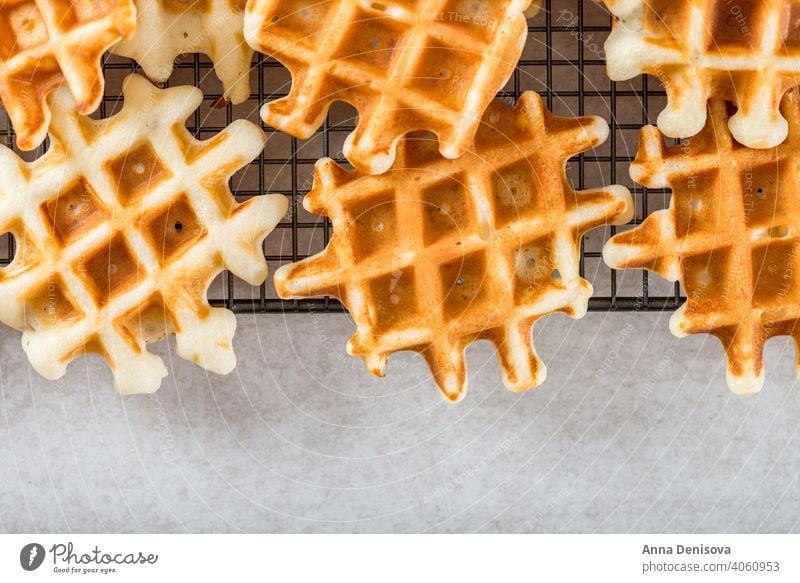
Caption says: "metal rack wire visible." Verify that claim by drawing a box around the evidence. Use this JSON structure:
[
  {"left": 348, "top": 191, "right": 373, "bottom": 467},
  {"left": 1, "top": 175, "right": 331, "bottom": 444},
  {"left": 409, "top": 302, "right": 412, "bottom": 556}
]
[{"left": 0, "top": 0, "right": 684, "bottom": 314}]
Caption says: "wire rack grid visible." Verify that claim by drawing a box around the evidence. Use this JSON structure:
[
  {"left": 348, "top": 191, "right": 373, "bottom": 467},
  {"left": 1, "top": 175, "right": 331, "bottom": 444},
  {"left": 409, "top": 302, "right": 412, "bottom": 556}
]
[{"left": 0, "top": 0, "right": 683, "bottom": 314}]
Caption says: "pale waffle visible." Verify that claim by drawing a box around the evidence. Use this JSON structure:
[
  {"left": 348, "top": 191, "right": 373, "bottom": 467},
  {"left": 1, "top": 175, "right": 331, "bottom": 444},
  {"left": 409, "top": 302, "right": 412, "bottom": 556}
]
[
  {"left": 112, "top": 0, "right": 253, "bottom": 104},
  {"left": 601, "top": 0, "right": 800, "bottom": 148},
  {"left": 274, "top": 92, "right": 633, "bottom": 402},
  {"left": 603, "top": 95, "right": 800, "bottom": 394},
  {"left": 0, "top": 74, "right": 287, "bottom": 393},
  {"left": 244, "top": 0, "right": 534, "bottom": 175},
  {"left": 0, "top": 0, "right": 136, "bottom": 151}
]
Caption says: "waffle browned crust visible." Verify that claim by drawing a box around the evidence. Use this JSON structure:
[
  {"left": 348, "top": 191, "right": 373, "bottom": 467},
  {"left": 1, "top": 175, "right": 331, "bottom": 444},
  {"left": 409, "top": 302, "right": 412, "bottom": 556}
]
[
  {"left": 244, "top": 0, "right": 534, "bottom": 174},
  {"left": 601, "top": 0, "right": 800, "bottom": 148},
  {"left": 0, "top": 0, "right": 136, "bottom": 150},
  {"left": 0, "top": 74, "right": 287, "bottom": 393},
  {"left": 112, "top": 0, "right": 253, "bottom": 104},
  {"left": 603, "top": 95, "right": 800, "bottom": 394},
  {"left": 275, "top": 92, "right": 633, "bottom": 401}
]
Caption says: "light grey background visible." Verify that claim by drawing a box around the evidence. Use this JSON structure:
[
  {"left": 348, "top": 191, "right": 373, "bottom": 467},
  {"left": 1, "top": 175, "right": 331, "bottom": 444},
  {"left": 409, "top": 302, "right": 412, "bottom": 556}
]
[{"left": 2, "top": 309, "right": 800, "bottom": 534}]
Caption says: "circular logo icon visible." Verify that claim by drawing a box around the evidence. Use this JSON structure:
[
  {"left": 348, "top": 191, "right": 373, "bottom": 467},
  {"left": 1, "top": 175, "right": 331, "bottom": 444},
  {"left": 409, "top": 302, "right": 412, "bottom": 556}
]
[{"left": 20, "top": 543, "right": 45, "bottom": 571}]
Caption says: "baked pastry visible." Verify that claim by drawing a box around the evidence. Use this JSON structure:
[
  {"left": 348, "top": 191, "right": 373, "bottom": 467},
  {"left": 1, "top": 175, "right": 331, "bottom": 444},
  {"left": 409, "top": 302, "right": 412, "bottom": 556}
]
[
  {"left": 244, "top": 0, "right": 535, "bottom": 174},
  {"left": 601, "top": 0, "right": 800, "bottom": 148},
  {"left": 275, "top": 91, "right": 633, "bottom": 401},
  {"left": 603, "top": 95, "right": 800, "bottom": 394},
  {"left": 0, "top": 74, "right": 287, "bottom": 393},
  {"left": 0, "top": 0, "right": 136, "bottom": 150},
  {"left": 112, "top": 0, "right": 253, "bottom": 104}
]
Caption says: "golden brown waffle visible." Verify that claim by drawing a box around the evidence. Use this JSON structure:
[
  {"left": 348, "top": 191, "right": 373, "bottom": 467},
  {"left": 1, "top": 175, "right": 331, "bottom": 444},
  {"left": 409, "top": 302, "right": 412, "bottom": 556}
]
[
  {"left": 275, "top": 92, "right": 633, "bottom": 401},
  {"left": 0, "top": 74, "right": 287, "bottom": 393},
  {"left": 0, "top": 0, "right": 136, "bottom": 150},
  {"left": 244, "top": 0, "right": 534, "bottom": 174},
  {"left": 112, "top": 0, "right": 253, "bottom": 104},
  {"left": 603, "top": 95, "right": 800, "bottom": 394},
  {"left": 601, "top": 0, "right": 800, "bottom": 148}
]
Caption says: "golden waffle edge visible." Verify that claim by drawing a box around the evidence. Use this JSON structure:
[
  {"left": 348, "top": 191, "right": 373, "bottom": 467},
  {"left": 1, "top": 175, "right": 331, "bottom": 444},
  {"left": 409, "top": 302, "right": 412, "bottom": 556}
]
[
  {"left": 600, "top": 0, "right": 800, "bottom": 148},
  {"left": 275, "top": 91, "right": 633, "bottom": 401},
  {"left": 0, "top": 74, "right": 288, "bottom": 393},
  {"left": 0, "top": 0, "right": 137, "bottom": 151},
  {"left": 604, "top": 94, "right": 800, "bottom": 394},
  {"left": 244, "top": 0, "right": 536, "bottom": 175}
]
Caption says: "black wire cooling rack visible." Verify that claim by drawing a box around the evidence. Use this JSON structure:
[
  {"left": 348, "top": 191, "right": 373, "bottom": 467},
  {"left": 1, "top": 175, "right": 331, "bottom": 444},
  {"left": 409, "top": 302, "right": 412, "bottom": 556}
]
[{"left": 0, "top": 0, "right": 684, "bottom": 314}]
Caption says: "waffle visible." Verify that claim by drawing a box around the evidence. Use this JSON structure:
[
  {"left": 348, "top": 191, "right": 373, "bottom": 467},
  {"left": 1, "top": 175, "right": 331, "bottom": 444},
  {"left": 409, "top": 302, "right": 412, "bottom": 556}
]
[
  {"left": 603, "top": 95, "right": 800, "bottom": 394},
  {"left": 0, "top": 0, "right": 136, "bottom": 150},
  {"left": 111, "top": 0, "right": 253, "bottom": 104},
  {"left": 244, "top": 0, "right": 534, "bottom": 174},
  {"left": 275, "top": 92, "right": 633, "bottom": 401},
  {"left": 0, "top": 74, "right": 287, "bottom": 394},
  {"left": 601, "top": 0, "right": 800, "bottom": 148}
]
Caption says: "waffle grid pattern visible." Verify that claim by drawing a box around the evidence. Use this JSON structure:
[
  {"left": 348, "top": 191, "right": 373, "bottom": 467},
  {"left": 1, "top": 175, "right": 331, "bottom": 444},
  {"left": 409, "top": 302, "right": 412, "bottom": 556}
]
[
  {"left": 275, "top": 92, "right": 632, "bottom": 400},
  {"left": 0, "top": 75, "right": 285, "bottom": 393},
  {"left": 604, "top": 95, "right": 800, "bottom": 394},
  {"left": 0, "top": 0, "right": 136, "bottom": 150},
  {"left": 0, "top": 0, "right": 680, "bottom": 314},
  {"left": 604, "top": 0, "right": 800, "bottom": 148},
  {"left": 244, "top": 0, "right": 533, "bottom": 174}
]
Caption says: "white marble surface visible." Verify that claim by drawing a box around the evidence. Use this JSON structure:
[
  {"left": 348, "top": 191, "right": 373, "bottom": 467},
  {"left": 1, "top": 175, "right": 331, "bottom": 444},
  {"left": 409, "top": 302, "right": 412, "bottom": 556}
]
[{"left": 1, "top": 311, "right": 799, "bottom": 533}]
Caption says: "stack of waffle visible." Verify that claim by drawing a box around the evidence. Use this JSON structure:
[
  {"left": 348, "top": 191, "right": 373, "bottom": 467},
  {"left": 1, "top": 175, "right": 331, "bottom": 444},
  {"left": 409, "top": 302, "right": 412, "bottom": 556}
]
[{"left": 6, "top": 0, "right": 781, "bottom": 400}]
